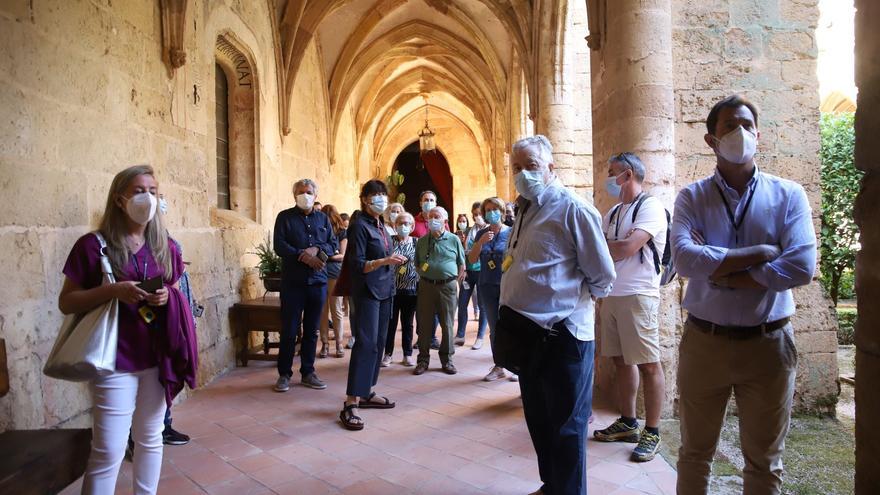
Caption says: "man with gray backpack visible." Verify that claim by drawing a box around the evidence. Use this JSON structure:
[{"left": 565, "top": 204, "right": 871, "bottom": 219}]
[{"left": 593, "top": 152, "right": 673, "bottom": 463}]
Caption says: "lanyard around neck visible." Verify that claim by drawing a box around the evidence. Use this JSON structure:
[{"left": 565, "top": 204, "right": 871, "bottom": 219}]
[
  {"left": 510, "top": 201, "right": 532, "bottom": 250},
  {"left": 714, "top": 181, "right": 757, "bottom": 246}
]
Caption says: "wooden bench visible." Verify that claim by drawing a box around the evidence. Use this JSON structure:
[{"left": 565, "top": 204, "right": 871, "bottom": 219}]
[
  {"left": 231, "top": 297, "right": 283, "bottom": 366},
  {"left": 0, "top": 429, "right": 92, "bottom": 494}
]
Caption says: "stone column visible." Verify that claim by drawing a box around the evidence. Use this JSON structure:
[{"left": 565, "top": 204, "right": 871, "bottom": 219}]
[
  {"left": 588, "top": 0, "right": 677, "bottom": 416},
  {"left": 535, "top": 0, "right": 593, "bottom": 198},
  {"left": 854, "top": 0, "right": 880, "bottom": 490}
]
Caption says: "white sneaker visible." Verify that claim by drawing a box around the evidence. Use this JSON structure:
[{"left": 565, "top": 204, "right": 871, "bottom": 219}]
[
  {"left": 483, "top": 366, "right": 506, "bottom": 382},
  {"left": 471, "top": 338, "right": 483, "bottom": 350},
  {"left": 402, "top": 355, "right": 414, "bottom": 367},
  {"left": 509, "top": 374, "right": 519, "bottom": 382},
  {"left": 381, "top": 353, "right": 392, "bottom": 367},
  {"left": 453, "top": 336, "right": 465, "bottom": 346}
]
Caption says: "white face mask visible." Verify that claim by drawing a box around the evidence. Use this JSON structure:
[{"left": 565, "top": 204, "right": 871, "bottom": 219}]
[
  {"left": 158, "top": 197, "right": 168, "bottom": 215},
  {"left": 389, "top": 212, "right": 400, "bottom": 224},
  {"left": 125, "top": 192, "right": 157, "bottom": 225},
  {"left": 457, "top": 222, "right": 468, "bottom": 230},
  {"left": 421, "top": 200, "right": 436, "bottom": 213},
  {"left": 714, "top": 126, "right": 757, "bottom": 165},
  {"left": 396, "top": 224, "right": 412, "bottom": 237},
  {"left": 428, "top": 218, "right": 444, "bottom": 233},
  {"left": 295, "top": 192, "right": 315, "bottom": 210}
]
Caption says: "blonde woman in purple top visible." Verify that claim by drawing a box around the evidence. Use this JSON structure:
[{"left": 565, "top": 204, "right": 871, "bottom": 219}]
[{"left": 58, "top": 165, "right": 197, "bottom": 494}]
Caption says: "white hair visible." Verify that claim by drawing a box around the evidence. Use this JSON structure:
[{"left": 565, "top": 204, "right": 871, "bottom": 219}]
[
  {"left": 429, "top": 206, "right": 449, "bottom": 221},
  {"left": 293, "top": 178, "right": 318, "bottom": 194},
  {"left": 512, "top": 135, "right": 554, "bottom": 168}
]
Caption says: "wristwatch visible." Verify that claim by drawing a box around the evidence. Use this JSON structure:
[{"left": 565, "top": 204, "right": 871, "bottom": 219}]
[{"left": 317, "top": 251, "right": 328, "bottom": 262}]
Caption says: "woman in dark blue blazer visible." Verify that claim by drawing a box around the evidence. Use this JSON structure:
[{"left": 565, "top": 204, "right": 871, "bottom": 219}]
[{"left": 340, "top": 180, "right": 407, "bottom": 430}]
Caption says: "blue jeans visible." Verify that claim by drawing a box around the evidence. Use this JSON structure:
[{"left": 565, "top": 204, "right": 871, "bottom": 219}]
[
  {"left": 456, "top": 270, "right": 487, "bottom": 339},
  {"left": 519, "top": 327, "right": 594, "bottom": 495},
  {"left": 477, "top": 284, "right": 501, "bottom": 359},
  {"left": 278, "top": 284, "right": 326, "bottom": 378}
]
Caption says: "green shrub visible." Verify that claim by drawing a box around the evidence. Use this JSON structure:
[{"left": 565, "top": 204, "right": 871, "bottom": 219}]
[
  {"left": 819, "top": 112, "right": 861, "bottom": 306},
  {"left": 837, "top": 308, "right": 857, "bottom": 345}
]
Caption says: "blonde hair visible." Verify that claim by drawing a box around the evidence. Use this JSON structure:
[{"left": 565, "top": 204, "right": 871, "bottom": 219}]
[
  {"left": 98, "top": 165, "right": 172, "bottom": 281},
  {"left": 481, "top": 197, "right": 506, "bottom": 216}
]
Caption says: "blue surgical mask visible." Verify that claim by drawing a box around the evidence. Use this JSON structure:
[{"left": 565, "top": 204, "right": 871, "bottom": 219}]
[
  {"left": 485, "top": 210, "right": 502, "bottom": 225},
  {"left": 428, "top": 219, "right": 444, "bottom": 233},
  {"left": 369, "top": 195, "right": 388, "bottom": 215},
  {"left": 605, "top": 175, "right": 623, "bottom": 199},
  {"left": 396, "top": 224, "right": 412, "bottom": 237},
  {"left": 514, "top": 169, "right": 546, "bottom": 201},
  {"left": 421, "top": 200, "right": 436, "bottom": 213}
]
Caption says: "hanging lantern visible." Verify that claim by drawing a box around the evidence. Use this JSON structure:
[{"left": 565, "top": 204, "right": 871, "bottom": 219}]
[{"left": 418, "top": 105, "right": 436, "bottom": 154}]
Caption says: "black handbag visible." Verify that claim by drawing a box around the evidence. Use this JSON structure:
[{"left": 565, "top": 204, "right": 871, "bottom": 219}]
[{"left": 494, "top": 305, "right": 550, "bottom": 375}]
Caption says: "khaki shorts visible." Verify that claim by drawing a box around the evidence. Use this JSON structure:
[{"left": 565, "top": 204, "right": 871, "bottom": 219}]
[{"left": 599, "top": 294, "right": 661, "bottom": 365}]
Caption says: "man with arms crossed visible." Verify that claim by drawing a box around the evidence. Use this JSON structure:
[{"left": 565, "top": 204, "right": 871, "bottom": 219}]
[{"left": 672, "top": 95, "right": 816, "bottom": 494}]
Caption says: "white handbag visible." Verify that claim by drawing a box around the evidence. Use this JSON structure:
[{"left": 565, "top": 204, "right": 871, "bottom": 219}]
[{"left": 43, "top": 232, "right": 119, "bottom": 381}]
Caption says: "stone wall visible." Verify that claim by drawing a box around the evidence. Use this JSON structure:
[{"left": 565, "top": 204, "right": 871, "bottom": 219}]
[
  {"left": 0, "top": 0, "right": 334, "bottom": 431},
  {"left": 671, "top": 0, "right": 838, "bottom": 413}
]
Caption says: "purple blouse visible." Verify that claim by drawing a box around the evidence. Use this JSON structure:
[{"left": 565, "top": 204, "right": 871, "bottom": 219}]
[{"left": 62, "top": 233, "right": 184, "bottom": 372}]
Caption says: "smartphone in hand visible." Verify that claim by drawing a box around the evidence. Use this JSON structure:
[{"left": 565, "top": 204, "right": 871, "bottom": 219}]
[{"left": 137, "top": 275, "right": 163, "bottom": 293}]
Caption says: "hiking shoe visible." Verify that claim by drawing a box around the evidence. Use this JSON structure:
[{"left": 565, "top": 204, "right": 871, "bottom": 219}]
[
  {"left": 163, "top": 424, "right": 190, "bottom": 445},
  {"left": 631, "top": 430, "right": 661, "bottom": 462},
  {"left": 381, "top": 353, "right": 392, "bottom": 367},
  {"left": 442, "top": 362, "right": 458, "bottom": 375},
  {"left": 453, "top": 336, "right": 465, "bottom": 346},
  {"left": 413, "top": 362, "right": 429, "bottom": 375},
  {"left": 483, "top": 366, "right": 506, "bottom": 382},
  {"left": 594, "top": 418, "right": 640, "bottom": 442},
  {"left": 274, "top": 375, "right": 290, "bottom": 392},
  {"left": 301, "top": 373, "right": 327, "bottom": 390},
  {"left": 471, "top": 338, "right": 483, "bottom": 350},
  {"left": 345, "top": 337, "right": 355, "bottom": 349}
]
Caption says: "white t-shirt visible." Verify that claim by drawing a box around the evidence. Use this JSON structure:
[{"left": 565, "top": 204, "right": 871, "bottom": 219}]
[{"left": 602, "top": 195, "right": 667, "bottom": 297}]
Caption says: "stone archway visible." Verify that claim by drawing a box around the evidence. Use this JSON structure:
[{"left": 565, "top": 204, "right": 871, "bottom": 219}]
[{"left": 391, "top": 141, "right": 454, "bottom": 217}]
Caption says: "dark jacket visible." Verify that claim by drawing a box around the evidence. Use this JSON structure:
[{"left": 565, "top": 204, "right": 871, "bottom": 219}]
[
  {"left": 347, "top": 212, "right": 394, "bottom": 300},
  {"left": 273, "top": 207, "right": 337, "bottom": 286}
]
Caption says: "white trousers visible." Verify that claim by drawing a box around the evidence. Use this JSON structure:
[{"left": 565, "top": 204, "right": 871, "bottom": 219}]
[{"left": 82, "top": 367, "right": 166, "bottom": 495}]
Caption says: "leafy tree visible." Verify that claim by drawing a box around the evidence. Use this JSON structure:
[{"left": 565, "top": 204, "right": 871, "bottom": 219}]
[{"left": 819, "top": 112, "right": 861, "bottom": 305}]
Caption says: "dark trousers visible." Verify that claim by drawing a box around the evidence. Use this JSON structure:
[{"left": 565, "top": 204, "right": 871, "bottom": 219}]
[
  {"left": 386, "top": 292, "right": 416, "bottom": 356},
  {"left": 278, "top": 284, "right": 326, "bottom": 379},
  {"left": 346, "top": 293, "right": 392, "bottom": 398},
  {"left": 519, "top": 327, "right": 594, "bottom": 495},
  {"left": 456, "top": 270, "right": 487, "bottom": 339}
]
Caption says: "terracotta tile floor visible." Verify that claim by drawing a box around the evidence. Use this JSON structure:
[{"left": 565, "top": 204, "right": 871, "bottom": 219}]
[{"left": 61, "top": 321, "right": 676, "bottom": 494}]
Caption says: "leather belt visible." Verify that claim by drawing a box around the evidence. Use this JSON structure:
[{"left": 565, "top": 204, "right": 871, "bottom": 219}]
[
  {"left": 421, "top": 276, "right": 457, "bottom": 285},
  {"left": 687, "top": 315, "right": 790, "bottom": 340}
]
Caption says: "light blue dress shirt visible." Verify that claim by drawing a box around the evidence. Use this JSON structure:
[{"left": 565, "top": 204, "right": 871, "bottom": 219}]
[
  {"left": 500, "top": 179, "right": 616, "bottom": 341},
  {"left": 671, "top": 168, "right": 817, "bottom": 327}
]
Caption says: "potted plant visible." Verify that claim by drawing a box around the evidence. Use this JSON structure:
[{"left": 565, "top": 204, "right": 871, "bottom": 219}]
[{"left": 252, "top": 234, "right": 283, "bottom": 293}]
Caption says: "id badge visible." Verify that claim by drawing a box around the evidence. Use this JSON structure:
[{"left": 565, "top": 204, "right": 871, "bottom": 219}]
[
  {"left": 139, "top": 305, "right": 156, "bottom": 324},
  {"left": 501, "top": 255, "right": 513, "bottom": 273},
  {"left": 398, "top": 265, "right": 407, "bottom": 275},
  {"left": 487, "top": 259, "right": 496, "bottom": 270},
  {"left": 420, "top": 262, "right": 430, "bottom": 272}
]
